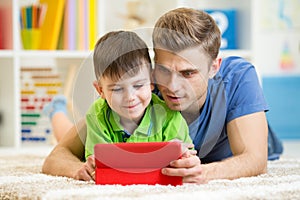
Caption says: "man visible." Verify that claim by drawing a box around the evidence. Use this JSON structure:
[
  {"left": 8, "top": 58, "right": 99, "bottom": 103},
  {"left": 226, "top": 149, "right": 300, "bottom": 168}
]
[{"left": 42, "top": 8, "right": 282, "bottom": 183}]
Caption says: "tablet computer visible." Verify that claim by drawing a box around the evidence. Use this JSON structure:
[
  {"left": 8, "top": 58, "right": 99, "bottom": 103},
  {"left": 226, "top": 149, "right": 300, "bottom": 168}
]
[
  {"left": 94, "top": 142, "right": 183, "bottom": 185},
  {"left": 94, "top": 141, "right": 182, "bottom": 170}
]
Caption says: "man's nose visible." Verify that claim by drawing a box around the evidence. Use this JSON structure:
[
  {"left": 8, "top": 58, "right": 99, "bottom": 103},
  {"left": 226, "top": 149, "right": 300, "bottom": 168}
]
[{"left": 165, "top": 72, "right": 181, "bottom": 92}]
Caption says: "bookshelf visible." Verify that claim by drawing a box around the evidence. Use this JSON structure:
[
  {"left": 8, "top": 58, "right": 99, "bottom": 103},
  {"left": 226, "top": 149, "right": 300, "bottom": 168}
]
[{"left": 0, "top": 0, "right": 257, "bottom": 147}]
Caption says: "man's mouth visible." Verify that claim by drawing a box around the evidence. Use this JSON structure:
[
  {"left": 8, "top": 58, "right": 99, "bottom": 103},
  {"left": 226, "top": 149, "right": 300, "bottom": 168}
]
[{"left": 166, "top": 95, "right": 182, "bottom": 103}]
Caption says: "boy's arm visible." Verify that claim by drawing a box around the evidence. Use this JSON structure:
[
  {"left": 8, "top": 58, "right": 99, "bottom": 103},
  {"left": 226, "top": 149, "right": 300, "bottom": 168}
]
[{"left": 42, "top": 119, "right": 92, "bottom": 179}]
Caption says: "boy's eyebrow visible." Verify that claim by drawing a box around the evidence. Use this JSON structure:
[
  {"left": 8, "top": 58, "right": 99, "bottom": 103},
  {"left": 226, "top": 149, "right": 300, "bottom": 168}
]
[
  {"left": 107, "top": 78, "right": 150, "bottom": 88},
  {"left": 107, "top": 83, "right": 118, "bottom": 88},
  {"left": 133, "top": 78, "right": 151, "bottom": 83}
]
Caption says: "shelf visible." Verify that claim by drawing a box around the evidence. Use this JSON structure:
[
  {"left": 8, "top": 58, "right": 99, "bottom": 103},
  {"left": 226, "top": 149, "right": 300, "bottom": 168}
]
[
  {"left": 219, "top": 49, "right": 252, "bottom": 60},
  {"left": 0, "top": 0, "right": 261, "bottom": 148},
  {"left": 18, "top": 50, "right": 93, "bottom": 58},
  {"left": 0, "top": 50, "right": 13, "bottom": 58}
]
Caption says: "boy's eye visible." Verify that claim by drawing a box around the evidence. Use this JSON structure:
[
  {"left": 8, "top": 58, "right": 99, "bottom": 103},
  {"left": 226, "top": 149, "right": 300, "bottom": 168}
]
[
  {"left": 134, "top": 84, "right": 144, "bottom": 89},
  {"left": 111, "top": 87, "right": 123, "bottom": 92}
]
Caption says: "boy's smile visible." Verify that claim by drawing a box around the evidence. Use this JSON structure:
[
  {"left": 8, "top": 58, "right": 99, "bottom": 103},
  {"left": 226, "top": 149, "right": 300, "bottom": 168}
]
[{"left": 98, "top": 66, "right": 152, "bottom": 126}]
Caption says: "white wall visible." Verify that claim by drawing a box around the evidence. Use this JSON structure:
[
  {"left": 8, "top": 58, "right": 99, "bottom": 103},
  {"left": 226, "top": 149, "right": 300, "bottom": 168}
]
[{"left": 252, "top": 0, "right": 300, "bottom": 76}]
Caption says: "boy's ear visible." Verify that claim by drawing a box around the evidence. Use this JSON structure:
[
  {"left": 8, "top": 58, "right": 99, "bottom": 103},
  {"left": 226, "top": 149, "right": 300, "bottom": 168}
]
[
  {"left": 208, "top": 58, "right": 222, "bottom": 79},
  {"left": 93, "top": 80, "right": 105, "bottom": 98}
]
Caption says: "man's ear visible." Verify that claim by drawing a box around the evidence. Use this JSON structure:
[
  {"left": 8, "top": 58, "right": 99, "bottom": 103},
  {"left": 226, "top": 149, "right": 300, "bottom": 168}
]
[
  {"left": 150, "top": 83, "right": 155, "bottom": 91},
  {"left": 93, "top": 80, "right": 105, "bottom": 98},
  {"left": 208, "top": 58, "right": 222, "bottom": 79},
  {"left": 150, "top": 70, "right": 156, "bottom": 91}
]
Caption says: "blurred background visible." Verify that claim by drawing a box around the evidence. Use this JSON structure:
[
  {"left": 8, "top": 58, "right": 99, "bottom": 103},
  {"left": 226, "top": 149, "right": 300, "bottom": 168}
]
[{"left": 0, "top": 0, "right": 299, "bottom": 157}]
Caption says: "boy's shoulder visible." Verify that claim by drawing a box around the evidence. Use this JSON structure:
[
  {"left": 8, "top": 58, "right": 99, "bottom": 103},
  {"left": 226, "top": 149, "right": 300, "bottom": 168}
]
[
  {"left": 86, "top": 98, "right": 108, "bottom": 115},
  {"left": 151, "top": 93, "right": 179, "bottom": 116},
  {"left": 151, "top": 93, "right": 167, "bottom": 107}
]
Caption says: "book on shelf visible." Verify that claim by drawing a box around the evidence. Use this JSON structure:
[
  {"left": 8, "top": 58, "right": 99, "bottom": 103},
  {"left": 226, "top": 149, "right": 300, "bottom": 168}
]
[
  {"left": 63, "top": 0, "right": 98, "bottom": 50},
  {"left": 0, "top": 5, "right": 13, "bottom": 49},
  {"left": 0, "top": 8, "right": 3, "bottom": 49},
  {"left": 19, "top": 0, "right": 98, "bottom": 50},
  {"left": 39, "top": 0, "right": 65, "bottom": 50}
]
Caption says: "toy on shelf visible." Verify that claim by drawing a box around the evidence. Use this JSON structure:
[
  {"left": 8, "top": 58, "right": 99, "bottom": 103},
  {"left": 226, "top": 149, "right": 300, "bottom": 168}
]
[{"left": 20, "top": 66, "right": 64, "bottom": 144}]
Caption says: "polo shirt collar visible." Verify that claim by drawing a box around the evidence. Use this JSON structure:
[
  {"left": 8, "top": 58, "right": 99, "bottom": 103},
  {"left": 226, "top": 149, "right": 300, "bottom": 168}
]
[{"left": 107, "top": 104, "right": 153, "bottom": 136}]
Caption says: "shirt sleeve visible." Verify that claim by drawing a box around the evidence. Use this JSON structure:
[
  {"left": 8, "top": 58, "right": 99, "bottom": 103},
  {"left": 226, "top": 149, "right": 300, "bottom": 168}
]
[
  {"left": 85, "top": 100, "right": 113, "bottom": 159},
  {"left": 221, "top": 57, "right": 269, "bottom": 123}
]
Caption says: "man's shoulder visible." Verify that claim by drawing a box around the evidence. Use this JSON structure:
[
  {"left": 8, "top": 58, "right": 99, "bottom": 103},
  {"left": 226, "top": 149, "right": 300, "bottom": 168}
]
[{"left": 219, "top": 56, "right": 254, "bottom": 77}]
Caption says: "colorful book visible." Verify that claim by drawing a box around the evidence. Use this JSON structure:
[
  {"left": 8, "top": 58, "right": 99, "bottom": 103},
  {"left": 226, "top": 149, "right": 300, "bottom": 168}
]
[
  {"left": 77, "top": 0, "right": 84, "bottom": 50},
  {"left": 0, "top": 7, "right": 3, "bottom": 49},
  {"left": 63, "top": 0, "right": 76, "bottom": 50},
  {"left": 39, "top": 0, "right": 65, "bottom": 50},
  {"left": 88, "top": 0, "right": 97, "bottom": 50}
]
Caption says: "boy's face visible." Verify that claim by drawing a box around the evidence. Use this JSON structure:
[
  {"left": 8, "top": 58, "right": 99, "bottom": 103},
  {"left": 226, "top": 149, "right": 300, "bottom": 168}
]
[
  {"left": 98, "top": 66, "right": 152, "bottom": 124},
  {"left": 154, "top": 47, "right": 218, "bottom": 113}
]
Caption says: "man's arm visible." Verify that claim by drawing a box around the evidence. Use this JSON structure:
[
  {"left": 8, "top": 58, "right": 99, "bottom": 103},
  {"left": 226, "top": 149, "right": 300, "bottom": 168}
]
[
  {"left": 162, "top": 111, "right": 268, "bottom": 183},
  {"left": 42, "top": 119, "right": 95, "bottom": 180}
]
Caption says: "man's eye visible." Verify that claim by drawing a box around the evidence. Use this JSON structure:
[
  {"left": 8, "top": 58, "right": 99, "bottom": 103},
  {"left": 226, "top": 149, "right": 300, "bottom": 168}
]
[{"left": 182, "top": 71, "right": 196, "bottom": 78}]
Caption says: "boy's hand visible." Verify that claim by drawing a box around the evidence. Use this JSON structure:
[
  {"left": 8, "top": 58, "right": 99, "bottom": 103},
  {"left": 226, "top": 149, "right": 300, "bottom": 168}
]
[{"left": 74, "top": 155, "right": 96, "bottom": 181}]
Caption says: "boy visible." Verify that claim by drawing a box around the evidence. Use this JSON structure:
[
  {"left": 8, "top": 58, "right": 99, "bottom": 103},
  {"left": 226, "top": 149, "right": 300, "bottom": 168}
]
[{"left": 85, "top": 31, "right": 192, "bottom": 159}]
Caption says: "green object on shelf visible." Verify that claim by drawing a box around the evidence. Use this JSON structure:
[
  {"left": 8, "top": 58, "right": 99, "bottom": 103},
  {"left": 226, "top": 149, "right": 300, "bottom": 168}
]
[
  {"left": 21, "top": 113, "right": 41, "bottom": 117},
  {"left": 21, "top": 121, "right": 37, "bottom": 125},
  {"left": 21, "top": 29, "right": 41, "bottom": 49}
]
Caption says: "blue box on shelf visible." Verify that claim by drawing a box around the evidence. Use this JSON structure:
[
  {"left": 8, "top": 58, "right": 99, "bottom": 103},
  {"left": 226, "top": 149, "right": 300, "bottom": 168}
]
[{"left": 205, "top": 9, "right": 237, "bottom": 50}]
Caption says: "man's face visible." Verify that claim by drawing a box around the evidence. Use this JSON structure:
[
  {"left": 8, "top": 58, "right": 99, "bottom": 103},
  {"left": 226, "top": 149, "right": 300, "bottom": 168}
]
[{"left": 154, "top": 47, "right": 212, "bottom": 113}]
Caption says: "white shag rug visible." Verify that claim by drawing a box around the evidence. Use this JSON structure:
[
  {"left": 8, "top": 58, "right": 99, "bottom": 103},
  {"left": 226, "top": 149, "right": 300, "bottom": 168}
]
[{"left": 0, "top": 149, "right": 300, "bottom": 200}]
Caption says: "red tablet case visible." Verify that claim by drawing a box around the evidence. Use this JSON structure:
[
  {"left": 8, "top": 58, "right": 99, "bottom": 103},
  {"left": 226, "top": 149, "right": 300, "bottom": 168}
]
[{"left": 94, "top": 142, "right": 182, "bottom": 186}]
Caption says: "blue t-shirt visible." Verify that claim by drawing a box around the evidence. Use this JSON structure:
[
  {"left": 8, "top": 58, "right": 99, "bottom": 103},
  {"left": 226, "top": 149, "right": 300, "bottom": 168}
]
[{"left": 189, "top": 56, "right": 271, "bottom": 163}]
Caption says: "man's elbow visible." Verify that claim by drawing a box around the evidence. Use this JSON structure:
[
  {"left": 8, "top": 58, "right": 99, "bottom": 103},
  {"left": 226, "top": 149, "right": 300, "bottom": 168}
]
[{"left": 255, "top": 153, "right": 268, "bottom": 175}]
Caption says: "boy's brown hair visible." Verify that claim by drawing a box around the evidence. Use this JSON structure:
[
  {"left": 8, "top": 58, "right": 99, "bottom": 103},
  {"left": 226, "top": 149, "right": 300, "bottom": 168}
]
[
  {"left": 153, "top": 8, "right": 221, "bottom": 61},
  {"left": 93, "top": 31, "right": 151, "bottom": 81}
]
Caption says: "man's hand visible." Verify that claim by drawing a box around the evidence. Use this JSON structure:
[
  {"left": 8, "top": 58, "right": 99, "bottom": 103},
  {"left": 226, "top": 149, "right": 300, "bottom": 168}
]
[
  {"left": 161, "top": 155, "right": 208, "bottom": 184},
  {"left": 74, "top": 155, "right": 96, "bottom": 181}
]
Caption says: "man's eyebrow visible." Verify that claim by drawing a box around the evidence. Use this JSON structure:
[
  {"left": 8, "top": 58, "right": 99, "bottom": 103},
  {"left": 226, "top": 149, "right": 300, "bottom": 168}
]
[
  {"left": 156, "top": 63, "right": 199, "bottom": 72},
  {"left": 179, "top": 68, "right": 199, "bottom": 73},
  {"left": 155, "top": 64, "right": 171, "bottom": 70}
]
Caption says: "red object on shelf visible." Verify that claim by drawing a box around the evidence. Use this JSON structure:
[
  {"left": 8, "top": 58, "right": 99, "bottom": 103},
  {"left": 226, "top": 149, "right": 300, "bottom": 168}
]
[
  {"left": 0, "top": 7, "right": 4, "bottom": 49},
  {"left": 0, "top": 5, "right": 13, "bottom": 49},
  {"left": 94, "top": 142, "right": 182, "bottom": 186}
]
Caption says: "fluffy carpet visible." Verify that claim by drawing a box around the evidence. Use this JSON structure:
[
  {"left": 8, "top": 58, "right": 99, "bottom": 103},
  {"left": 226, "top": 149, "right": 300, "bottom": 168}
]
[{"left": 0, "top": 149, "right": 300, "bottom": 200}]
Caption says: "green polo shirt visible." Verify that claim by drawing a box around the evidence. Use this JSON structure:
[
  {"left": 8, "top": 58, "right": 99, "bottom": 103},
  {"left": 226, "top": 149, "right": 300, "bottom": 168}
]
[{"left": 85, "top": 93, "right": 192, "bottom": 159}]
